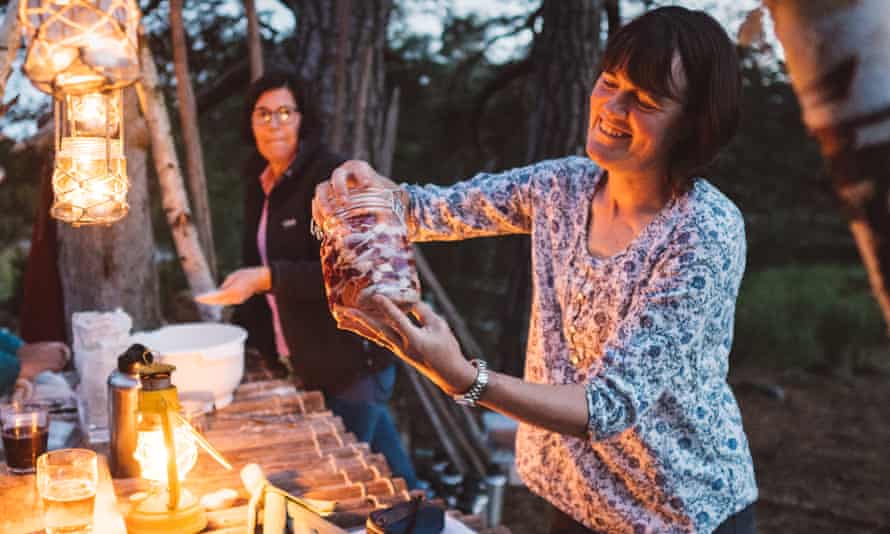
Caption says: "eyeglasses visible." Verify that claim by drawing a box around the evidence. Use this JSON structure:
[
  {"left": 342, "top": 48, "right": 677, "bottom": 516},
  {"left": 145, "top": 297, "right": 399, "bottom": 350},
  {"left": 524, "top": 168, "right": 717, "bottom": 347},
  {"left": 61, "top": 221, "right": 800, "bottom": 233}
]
[{"left": 252, "top": 106, "right": 299, "bottom": 126}]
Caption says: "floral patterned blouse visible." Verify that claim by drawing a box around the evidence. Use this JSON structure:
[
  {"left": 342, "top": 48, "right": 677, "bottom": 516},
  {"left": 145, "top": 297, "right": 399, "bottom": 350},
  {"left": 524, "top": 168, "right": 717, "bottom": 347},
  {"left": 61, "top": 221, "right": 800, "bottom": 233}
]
[{"left": 402, "top": 157, "right": 758, "bottom": 533}]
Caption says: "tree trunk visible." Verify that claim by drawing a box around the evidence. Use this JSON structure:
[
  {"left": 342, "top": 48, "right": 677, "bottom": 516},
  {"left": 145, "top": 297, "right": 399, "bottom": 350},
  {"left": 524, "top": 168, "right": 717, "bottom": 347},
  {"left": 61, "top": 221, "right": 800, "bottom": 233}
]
[
  {"left": 287, "top": 0, "right": 394, "bottom": 162},
  {"left": 56, "top": 89, "right": 162, "bottom": 338},
  {"left": 526, "top": 0, "right": 603, "bottom": 160},
  {"left": 170, "top": 0, "right": 217, "bottom": 279},
  {"left": 765, "top": 0, "right": 890, "bottom": 332},
  {"left": 0, "top": 0, "right": 20, "bottom": 101},
  {"left": 136, "top": 38, "right": 220, "bottom": 321},
  {"left": 245, "top": 0, "right": 264, "bottom": 81},
  {"left": 498, "top": 0, "right": 604, "bottom": 371}
]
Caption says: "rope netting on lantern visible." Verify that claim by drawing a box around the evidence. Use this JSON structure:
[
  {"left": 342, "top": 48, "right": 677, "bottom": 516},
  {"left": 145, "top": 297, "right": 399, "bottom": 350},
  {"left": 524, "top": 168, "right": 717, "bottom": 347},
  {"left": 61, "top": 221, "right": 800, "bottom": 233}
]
[
  {"left": 18, "top": 0, "right": 141, "bottom": 226},
  {"left": 18, "top": 0, "right": 140, "bottom": 96}
]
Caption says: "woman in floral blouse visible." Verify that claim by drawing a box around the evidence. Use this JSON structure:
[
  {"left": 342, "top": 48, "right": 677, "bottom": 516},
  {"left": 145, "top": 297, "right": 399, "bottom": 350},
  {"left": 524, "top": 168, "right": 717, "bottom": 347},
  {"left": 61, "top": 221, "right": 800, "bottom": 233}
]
[{"left": 316, "top": 6, "right": 757, "bottom": 534}]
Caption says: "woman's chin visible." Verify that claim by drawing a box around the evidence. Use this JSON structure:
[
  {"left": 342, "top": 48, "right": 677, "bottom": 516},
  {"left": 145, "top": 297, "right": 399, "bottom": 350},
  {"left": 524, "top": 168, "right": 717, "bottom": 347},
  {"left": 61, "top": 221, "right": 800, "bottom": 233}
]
[{"left": 260, "top": 147, "right": 296, "bottom": 163}]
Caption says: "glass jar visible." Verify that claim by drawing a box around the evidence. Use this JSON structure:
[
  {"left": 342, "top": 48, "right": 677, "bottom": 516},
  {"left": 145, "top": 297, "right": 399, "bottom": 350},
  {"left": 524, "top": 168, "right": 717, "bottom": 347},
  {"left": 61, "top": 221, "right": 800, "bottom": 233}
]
[{"left": 312, "top": 188, "right": 420, "bottom": 319}]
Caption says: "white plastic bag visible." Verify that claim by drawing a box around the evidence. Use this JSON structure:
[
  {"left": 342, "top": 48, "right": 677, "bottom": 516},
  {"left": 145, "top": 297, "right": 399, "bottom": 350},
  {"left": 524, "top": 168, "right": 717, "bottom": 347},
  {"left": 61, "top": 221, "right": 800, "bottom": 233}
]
[{"left": 71, "top": 308, "right": 132, "bottom": 443}]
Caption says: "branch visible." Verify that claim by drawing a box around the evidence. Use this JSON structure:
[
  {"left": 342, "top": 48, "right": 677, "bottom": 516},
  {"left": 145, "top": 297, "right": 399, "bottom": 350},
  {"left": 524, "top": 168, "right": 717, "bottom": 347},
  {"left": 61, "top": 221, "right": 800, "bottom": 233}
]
[
  {"left": 470, "top": 58, "right": 533, "bottom": 150},
  {"left": 196, "top": 59, "right": 250, "bottom": 115}
]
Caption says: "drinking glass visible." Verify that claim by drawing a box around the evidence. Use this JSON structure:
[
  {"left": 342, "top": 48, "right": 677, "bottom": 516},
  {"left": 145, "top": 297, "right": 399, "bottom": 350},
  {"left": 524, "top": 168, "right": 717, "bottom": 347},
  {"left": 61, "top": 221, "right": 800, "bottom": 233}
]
[
  {"left": 36, "top": 449, "right": 98, "bottom": 534},
  {"left": 0, "top": 402, "right": 49, "bottom": 474}
]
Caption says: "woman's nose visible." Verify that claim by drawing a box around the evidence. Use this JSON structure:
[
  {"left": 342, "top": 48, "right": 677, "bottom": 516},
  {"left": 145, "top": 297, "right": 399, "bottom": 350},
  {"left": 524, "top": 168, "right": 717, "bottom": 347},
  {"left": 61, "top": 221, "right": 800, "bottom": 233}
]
[{"left": 602, "top": 92, "right": 629, "bottom": 119}]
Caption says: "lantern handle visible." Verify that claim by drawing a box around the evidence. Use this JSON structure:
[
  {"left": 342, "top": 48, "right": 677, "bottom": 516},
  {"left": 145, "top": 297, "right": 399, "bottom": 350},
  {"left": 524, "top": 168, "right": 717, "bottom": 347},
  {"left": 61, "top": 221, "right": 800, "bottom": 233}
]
[{"left": 170, "top": 410, "right": 232, "bottom": 471}]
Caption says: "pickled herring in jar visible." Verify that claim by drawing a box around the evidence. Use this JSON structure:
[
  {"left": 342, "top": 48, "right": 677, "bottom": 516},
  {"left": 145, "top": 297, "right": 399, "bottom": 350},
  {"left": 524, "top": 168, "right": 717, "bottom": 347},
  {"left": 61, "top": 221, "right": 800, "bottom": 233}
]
[{"left": 312, "top": 188, "right": 420, "bottom": 319}]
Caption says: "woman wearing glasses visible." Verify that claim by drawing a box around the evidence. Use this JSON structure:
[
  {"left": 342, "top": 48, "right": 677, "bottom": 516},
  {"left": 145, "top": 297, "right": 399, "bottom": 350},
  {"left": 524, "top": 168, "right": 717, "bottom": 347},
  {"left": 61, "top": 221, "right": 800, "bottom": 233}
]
[{"left": 198, "top": 71, "right": 417, "bottom": 489}]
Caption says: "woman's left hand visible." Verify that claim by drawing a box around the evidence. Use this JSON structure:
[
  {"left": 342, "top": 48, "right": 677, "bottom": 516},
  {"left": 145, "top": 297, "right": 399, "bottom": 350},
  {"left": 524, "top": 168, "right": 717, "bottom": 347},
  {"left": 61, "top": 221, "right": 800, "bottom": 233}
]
[
  {"left": 195, "top": 267, "right": 272, "bottom": 306},
  {"left": 339, "top": 296, "right": 476, "bottom": 396}
]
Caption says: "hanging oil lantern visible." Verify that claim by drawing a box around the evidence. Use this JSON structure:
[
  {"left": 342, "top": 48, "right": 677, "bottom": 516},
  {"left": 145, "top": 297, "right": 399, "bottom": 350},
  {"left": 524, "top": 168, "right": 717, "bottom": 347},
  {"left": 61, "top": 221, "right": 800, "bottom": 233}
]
[{"left": 19, "top": 0, "right": 141, "bottom": 226}]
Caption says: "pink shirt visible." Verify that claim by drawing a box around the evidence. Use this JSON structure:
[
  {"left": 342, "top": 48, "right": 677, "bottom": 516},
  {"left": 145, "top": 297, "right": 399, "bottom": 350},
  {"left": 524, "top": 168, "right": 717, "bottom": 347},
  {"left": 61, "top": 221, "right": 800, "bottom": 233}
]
[{"left": 257, "top": 165, "right": 291, "bottom": 359}]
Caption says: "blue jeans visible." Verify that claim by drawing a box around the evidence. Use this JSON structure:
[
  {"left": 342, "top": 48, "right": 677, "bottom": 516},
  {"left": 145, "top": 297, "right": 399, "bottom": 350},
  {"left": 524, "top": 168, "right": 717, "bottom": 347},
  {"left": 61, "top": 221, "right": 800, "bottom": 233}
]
[{"left": 325, "top": 366, "right": 419, "bottom": 490}]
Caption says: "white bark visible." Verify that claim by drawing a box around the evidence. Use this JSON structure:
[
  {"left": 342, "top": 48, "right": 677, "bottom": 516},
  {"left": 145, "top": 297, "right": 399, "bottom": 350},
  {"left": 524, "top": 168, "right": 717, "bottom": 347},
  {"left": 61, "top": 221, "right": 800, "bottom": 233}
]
[
  {"left": 766, "top": 0, "right": 890, "bottom": 331},
  {"left": 0, "top": 0, "right": 20, "bottom": 101},
  {"left": 135, "top": 37, "right": 220, "bottom": 321},
  {"left": 170, "top": 0, "right": 217, "bottom": 278},
  {"left": 767, "top": 0, "right": 890, "bottom": 148}
]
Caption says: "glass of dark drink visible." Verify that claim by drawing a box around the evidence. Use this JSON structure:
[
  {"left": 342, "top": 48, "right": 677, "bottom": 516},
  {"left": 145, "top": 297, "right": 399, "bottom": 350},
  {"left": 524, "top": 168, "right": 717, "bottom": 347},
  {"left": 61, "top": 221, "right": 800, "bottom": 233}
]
[{"left": 1, "top": 402, "right": 49, "bottom": 475}]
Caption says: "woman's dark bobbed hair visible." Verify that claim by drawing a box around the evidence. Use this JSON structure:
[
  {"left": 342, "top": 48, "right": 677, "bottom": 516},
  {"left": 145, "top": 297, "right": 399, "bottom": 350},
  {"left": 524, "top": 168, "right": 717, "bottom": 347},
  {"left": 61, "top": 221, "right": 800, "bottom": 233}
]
[
  {"left": 241, "top": 70, "right": 322, "bottom": 148},
  {"left": 601, "top": 6, "right": 741, "bottom": 190}
]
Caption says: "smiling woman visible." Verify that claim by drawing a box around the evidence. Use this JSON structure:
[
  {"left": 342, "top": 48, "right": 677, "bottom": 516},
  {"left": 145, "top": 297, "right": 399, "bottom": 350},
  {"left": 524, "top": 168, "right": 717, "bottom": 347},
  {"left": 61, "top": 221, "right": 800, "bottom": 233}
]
[{"left": 315, "top": 6, "right": 757, "bottom": 534}]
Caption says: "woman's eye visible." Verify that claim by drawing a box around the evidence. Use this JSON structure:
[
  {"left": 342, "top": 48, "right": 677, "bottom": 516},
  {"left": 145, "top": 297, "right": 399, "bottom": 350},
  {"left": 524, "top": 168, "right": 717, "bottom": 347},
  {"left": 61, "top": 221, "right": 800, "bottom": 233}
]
[{"left": 637, "top": 97, "right": 659, "bottom": 111}]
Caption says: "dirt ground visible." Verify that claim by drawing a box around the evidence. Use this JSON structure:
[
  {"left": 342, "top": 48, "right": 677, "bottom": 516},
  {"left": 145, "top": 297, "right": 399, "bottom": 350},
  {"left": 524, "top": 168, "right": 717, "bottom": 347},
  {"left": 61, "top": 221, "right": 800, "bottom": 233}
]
[{"left": 498, "top": 366, "right": 890, "bottom": 534}]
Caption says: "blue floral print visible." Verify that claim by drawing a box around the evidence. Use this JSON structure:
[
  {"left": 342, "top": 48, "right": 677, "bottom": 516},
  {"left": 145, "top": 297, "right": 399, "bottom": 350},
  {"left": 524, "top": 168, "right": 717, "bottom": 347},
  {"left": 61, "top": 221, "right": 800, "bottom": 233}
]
[{"left": 402, "top": 156, "right": 757, "bottom": 533}]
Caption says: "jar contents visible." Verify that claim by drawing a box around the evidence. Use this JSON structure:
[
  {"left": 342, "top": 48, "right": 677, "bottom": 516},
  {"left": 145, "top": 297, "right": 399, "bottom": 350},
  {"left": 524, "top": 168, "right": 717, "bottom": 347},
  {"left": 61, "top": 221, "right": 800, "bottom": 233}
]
[{"left": 314, "top": 189, "right": 420, "bottom": 319}]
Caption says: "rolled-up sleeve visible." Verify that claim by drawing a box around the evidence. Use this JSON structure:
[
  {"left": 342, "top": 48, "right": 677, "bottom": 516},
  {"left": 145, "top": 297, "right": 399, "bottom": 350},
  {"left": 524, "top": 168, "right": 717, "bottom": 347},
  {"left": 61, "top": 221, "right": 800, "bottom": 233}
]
[{"left": 585, "top": 235, "right": 741, "bottom": 441}]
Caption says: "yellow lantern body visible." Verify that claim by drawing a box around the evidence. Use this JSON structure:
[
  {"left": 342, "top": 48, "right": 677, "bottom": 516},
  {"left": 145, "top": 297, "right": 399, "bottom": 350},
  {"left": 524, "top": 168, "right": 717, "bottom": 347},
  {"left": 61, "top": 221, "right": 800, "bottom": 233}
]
[
  {"left": 127, "top": 365, "right": 206, "bottom": 534},
  {"left": 18, "top": 0, "right": 141, "bottom": 96},
  {"left": 51, "top": 89, "right": 129, "bottom": 226}
]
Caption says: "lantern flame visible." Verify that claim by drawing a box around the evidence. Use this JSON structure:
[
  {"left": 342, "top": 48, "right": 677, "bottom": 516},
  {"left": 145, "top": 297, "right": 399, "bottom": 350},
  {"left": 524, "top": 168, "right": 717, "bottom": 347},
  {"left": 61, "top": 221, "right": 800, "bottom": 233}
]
[{"left": 133, "top": 424, "right": 198, "bottom": 486}]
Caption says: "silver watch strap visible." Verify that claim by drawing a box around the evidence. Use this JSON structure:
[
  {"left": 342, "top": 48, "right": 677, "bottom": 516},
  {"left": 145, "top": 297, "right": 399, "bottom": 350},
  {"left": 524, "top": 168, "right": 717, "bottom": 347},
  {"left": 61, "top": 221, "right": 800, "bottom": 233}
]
[{"left": 453, "top": 359, "right": 489, "bottom": 407}]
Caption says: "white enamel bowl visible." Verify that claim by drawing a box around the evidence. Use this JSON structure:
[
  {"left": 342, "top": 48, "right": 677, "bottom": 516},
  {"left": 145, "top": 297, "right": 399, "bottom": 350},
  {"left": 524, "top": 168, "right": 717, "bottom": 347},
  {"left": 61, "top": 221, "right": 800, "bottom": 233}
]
[{"left": 130, "top": 323, "right": 247, "bottom": 409}]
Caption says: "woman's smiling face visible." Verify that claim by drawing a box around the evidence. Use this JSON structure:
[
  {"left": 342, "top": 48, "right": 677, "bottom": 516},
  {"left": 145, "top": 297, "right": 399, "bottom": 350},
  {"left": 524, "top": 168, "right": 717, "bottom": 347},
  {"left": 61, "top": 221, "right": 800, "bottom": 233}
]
[{"left": 586, "top": 57, "right": 688, "bottom": 179}]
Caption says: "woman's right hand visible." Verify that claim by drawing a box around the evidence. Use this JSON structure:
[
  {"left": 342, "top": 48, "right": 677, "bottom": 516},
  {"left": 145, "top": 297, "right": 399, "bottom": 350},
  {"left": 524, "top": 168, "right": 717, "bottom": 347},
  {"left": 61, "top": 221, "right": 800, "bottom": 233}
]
[
  {"left": 194, "top": 266, "right": 272, "bottom": 306},
  {"left": 312, "top": 160, "right": 401, "bottom": 224}
]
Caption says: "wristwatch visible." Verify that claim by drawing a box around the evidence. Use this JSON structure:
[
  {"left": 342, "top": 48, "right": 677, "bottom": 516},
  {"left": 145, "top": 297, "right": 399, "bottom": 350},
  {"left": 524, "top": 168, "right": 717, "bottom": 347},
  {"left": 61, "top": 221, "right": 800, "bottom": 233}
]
[{"left": 452, "top": 359, "right": 489, "bottom": 407}]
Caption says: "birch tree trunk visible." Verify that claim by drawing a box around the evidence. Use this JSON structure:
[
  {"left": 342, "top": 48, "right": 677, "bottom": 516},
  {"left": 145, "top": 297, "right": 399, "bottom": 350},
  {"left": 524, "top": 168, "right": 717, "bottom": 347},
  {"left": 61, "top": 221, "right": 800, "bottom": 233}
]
[
  {"left": 170, "top": 0, "right": 217, "bottom": 278},
  {"left": 766, "top": 0, "right": 890, "bottom": 331},
  {"left": 57, "top": 89, "right": 162, "bottom": 336},
  {"left": 244, "top": 0, "right": 264, "bottom": 80},
  {"left": 287, "top": 0, "right": 394, "bottom": 162},
  {"left": 0, "top": 0, "right": 20, "bottom": 100},
  {"left": 498, "top": 0, "right": 604, "bottom": 373},
  {"left": 136, "top": 38, "right": 220, "bottom": 321}
]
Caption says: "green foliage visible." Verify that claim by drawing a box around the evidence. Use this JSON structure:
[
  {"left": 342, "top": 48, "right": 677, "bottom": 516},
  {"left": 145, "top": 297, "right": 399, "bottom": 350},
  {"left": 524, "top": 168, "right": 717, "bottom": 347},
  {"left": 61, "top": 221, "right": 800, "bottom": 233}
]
[{"left": 733, "top": 264, "right": 885, "bottom": 369}]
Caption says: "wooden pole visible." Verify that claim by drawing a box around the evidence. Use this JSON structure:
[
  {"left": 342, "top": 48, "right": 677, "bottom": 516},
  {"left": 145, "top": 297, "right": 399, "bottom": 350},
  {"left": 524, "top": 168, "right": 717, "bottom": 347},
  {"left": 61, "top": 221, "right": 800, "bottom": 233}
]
[
  {"left": 377, "top": 87, "right": 399, "bottom": 177},
  {"left": 765, "top": 0, "right": 890, "bottom": 333},
  {"left": 330, "top": 0, "right": 351, "bottom": 153},
  {"left": 135, "top": 35, "right": 220, "bottom": 321},
  {"left": 351, "top": 45, "right": 373, "bottom": 160},
  {"left": 0, "top": 0, "right": 20, "bottom": 101},
  {"left": 417, "top": 369, "right": 488, "bottom": 477},
  {"left": 413, "top": 248, "right": 490, "bottom": 458},
  {"left": 170, "top": 0, "right": 217, "bottom": 278},
  {"left": 403, "top": 364, "right": 469, "bottom": 475},
  {"left": 244, "top": 0, "right": 264, "bottom": 81}
]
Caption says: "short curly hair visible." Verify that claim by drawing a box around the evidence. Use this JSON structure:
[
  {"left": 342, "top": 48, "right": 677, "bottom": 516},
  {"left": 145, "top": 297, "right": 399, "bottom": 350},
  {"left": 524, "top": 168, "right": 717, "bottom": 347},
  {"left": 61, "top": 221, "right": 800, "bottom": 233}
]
[{"left": 601, "top": 6, "right": 741, "bottom": 190}]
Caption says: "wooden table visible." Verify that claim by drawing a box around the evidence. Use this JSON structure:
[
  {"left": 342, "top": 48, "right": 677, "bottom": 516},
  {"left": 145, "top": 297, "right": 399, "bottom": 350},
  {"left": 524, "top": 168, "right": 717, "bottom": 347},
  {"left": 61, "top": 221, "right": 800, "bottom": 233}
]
[{"left": 1, "top": 379, "right": 498, "bottom": 533}]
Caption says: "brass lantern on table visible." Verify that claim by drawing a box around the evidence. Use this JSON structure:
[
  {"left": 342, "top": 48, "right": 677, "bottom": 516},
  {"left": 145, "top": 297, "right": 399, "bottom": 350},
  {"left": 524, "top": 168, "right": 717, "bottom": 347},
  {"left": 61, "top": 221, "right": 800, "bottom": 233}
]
[
  {"left": 127, "top": 361, "right": 231, "bottom": 534},
  {"left": 18, "top": 0, "right": 141, "bottom": 226}
]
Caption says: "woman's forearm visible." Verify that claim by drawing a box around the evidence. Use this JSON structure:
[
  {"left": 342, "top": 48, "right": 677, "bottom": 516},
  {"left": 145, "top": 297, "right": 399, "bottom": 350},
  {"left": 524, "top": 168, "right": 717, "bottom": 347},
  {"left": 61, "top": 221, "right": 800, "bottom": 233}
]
[{"left": 477, "top": 371, "right": 589, "bottom": 439}]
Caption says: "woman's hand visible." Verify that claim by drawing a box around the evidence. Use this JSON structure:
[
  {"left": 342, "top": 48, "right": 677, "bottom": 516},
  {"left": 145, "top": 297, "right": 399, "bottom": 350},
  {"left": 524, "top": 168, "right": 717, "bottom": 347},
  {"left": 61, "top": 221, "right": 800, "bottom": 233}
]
[
  {"left": 339, "top": 295, "right": 476, "bottom": 396},
  {"left": 17, "top": 342, "right": 70, "bottom": 380},
  {"left": 312, "top": 160, "right": 403, "bottom": 225},
  {"left": 194, "top": 267, "right": 272, "bottom": 306}
]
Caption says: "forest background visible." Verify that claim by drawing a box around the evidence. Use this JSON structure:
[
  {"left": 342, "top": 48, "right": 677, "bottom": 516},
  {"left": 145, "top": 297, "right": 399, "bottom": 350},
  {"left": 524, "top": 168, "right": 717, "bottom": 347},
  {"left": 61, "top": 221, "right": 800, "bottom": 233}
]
[{"left": 0, "top": 1, "right": 887, "bottom": 531}]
